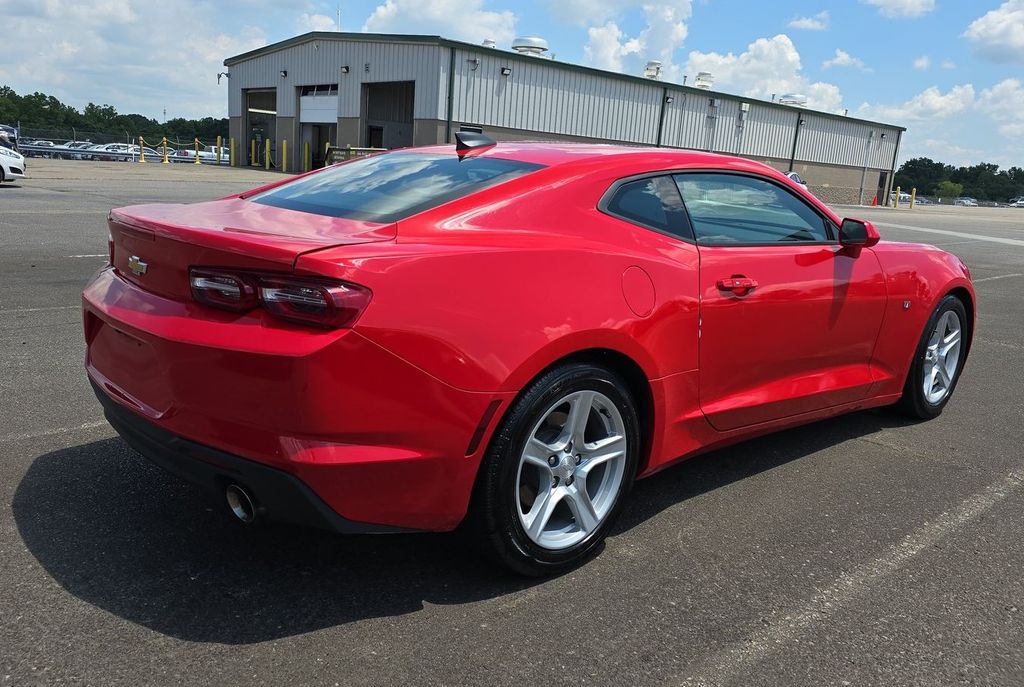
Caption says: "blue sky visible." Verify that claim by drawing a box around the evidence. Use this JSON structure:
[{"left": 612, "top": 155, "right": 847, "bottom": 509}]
[{"left": 2, "top": 0, "right": 1022, "bottom": 167}]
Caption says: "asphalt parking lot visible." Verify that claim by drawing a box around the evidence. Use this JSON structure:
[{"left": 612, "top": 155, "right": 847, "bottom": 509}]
[{"left": 2, "top": 160, "right": 1023, "bottom": 686}]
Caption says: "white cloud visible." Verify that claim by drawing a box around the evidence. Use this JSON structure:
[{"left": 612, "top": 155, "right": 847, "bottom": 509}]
[
  {"left": 298, "top": 13, "right": 339, "bottom": 33},
  {"left": 582, "top": 3, "right": 692, "bottom": 80},
  {"left": 857, "top": 84, "right": 976, "bottom": 122},
  {"left": 362, "top": 0, "right": 516, "bottom": 45},
  {"left": 861, "top": 0, "right": 936, "bottom": 17},
  {"left": 585, "top": 22, "right": 642, "bottom": 72},
  {"left": 684, "top": 34, "right": 844, "bottom": 112},
  {"left": 941, "top": 59, "right": 956, "bottom": 69},
  {"left": 822, "top": 49, "right": 870, "bottom": 71},
  {"left": 913, "top": 55, "right": 930, "bottom": 70},
  {"left": 788, "top": 11, "right": 829, "bottom": 30},
  {"left": 977, "top": 78, "right": 1024, "bottom": 136},
  {"left": 963, "top": 0, "right": 1024, "bottom": 64},
  {"left": 0, "top": 1, "right": 266, "bottom": 121}
]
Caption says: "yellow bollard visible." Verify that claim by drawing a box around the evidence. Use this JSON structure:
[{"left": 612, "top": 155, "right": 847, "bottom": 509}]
[
  {"left": 230, "top": 137, "right": 235, "bottom": 167},
  {"left": 251, "top": 139, "right": 256, "bottom": 167},
  {"left": 193, "top": 138, "right": 201, "bottom": 165},
  {"left": 161, "top": 137, "right": 169, "bottom": 164},
  {"left": 325, "top": 140, "right": 330, "bottom": 164},
  {"left": 894, "top": 185, "right": 901, "bottom": 209},
  {"left": 909, "top": 187, "right": 917, "bottom": 209},
  {"left": 282, "top": 140, "right": 287, "bottom": 173},
  {"left": 304, "top": 142, "right": 310, "bottom": 172},
  {"left": 264, "top": 138, "right": 271, "bottom": 170},
  {"left": 216, "top": 135, "right": 222, "bottom": 165},
  {"left": 137, "top": 136, "right": 145, "bottom": 163}
]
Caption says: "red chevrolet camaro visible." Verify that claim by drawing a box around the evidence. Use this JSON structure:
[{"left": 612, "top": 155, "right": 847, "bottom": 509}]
[{"left": 83, "top": 134, "right": 974, "bottom": 575}]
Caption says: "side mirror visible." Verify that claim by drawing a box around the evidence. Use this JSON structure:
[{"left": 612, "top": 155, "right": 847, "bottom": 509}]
[{"left": 838, "top": 218, "right": 880, "bottom": 248}]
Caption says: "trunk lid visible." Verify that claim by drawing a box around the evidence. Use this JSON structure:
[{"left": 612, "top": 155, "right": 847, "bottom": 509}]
[{"left": 109, "top": 198, "right": 396, "bottom": 300}]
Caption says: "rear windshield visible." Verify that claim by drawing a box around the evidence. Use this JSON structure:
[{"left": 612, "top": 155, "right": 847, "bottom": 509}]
[{"left": 249, "top": 152, "right": 544, "bottom": 222}]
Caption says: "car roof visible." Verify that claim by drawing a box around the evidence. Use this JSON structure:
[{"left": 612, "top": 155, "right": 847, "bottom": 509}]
[{"left": 406, "top": 141, "right": 775, "bottom": 172}]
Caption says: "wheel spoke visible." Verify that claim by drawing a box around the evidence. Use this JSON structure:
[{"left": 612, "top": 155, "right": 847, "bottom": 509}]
[
  {"left": 563, "top": 391, "right": 594, "bottom": 448},
  {"left": 525, "top": 487, "right": 562, "bottom": 540},
  {"left": 937, "top": 362, "right": 952, "bottom": 389},
  {"left": 926, "top": 364, "right": 939, "bottom": 395},
  {"left": 579, "top": 434, "right": 625, "bottom": 478},
  {"left": 565, "top": 483, "right": 600, "bottom": 533},
  {"left": 941, "top": 330, "right": 961, "bottom": 356},
  {"left": 522, "top": 437, "right": 556, "bottom": 471}
]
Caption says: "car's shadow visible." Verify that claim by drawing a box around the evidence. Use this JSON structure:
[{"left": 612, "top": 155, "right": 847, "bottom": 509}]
[{"left": 12, "top": 409, "right": 912, "bottom": 644}]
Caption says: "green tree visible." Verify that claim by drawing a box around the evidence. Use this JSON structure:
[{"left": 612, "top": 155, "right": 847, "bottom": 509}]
[{"left": 934, "top": 180, "right": 963, "bottom": 199}]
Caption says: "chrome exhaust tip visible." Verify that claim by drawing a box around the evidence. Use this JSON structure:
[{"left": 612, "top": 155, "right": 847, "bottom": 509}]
[{"left": 225, "top": 483, "right": 257, "bottom": 524}]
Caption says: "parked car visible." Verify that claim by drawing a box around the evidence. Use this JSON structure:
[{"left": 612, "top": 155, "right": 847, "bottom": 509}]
[
  {"left": 889, "top": 190, "right": 912, "bottom": 203},
  {"left": 83, "top": 138, "right": 976, "bottom": 575},
  {"left": 0, "top": 124, "right": 18, "bottom": 151},
  {"left": 0, "top": 144, "right": 26, "bottom": 182},
  {"left": 784, "top": 171, "right": 808, "bottom": 191},
  {"left": 87, "top": 143, "right": 131, "bottom": 161},
  {"left": 1011, "top": 198, "right": 1024, "bottom": 208},
  {"left": 913, "top": 196, "right": 932, "bottom": 205},
  {"left": 954, "top": 197, "right": 978, "bottom": 207}
]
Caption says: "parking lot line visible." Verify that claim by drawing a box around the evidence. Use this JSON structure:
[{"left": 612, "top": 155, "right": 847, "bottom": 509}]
[
  {"left": 0, "top": 419, "right": 107, "bottom": 445},
  {"left": 678, "top": 469, "right": 1024, "bottom": 687},
  {"left": 875, "top": 221, "right": 1024, "bottom": 247},
  {"left": 0, "top": 305, "right": 79, "bottom": 315},
  {"left": 971, "top": 273, "right": 1023, "bottom": 283}
]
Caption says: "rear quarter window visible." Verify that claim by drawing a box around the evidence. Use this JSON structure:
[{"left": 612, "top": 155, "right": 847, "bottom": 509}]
[{"left": 249, "top": 152, "right": 544, "bottom": 222}]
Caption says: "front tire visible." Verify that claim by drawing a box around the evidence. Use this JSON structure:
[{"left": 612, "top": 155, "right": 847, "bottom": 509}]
[
  {"left": 896, "top": 294, "right": 968, "bottom": 419},
  {"left": 469, "top": 362, "right": 640, "bottom": 576}
]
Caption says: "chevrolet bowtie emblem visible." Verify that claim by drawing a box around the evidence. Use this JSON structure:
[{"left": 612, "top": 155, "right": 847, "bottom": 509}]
[{"left": 127, "top": 255, "right": 148, "bottom": 276}]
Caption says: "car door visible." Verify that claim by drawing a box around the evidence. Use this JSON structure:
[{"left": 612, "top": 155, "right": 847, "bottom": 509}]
[{"left": 674, "top": 172, "right": 887, "bottom": 432}]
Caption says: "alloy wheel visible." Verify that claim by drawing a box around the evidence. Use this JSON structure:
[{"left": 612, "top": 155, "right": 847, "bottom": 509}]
[{"left": 515, "top": 390, "right": 628, "bottom": 550}]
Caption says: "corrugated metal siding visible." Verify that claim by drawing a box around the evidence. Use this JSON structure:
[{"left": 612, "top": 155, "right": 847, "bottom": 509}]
[
  {"left": 796, "top": 115, "right": 899, "bottom": 170},
  {"left": 229, "top": 38, "right": 443, "bottom": 119},
  {"left": 738, "top": 103, "right": 797, "bottom": 160},
  {"left": 450, "top": 48, "right": 662, "bottom": 143}
]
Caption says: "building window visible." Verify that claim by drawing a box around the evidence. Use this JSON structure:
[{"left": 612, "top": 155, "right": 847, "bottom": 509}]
[{"left": 301, "top": 84, "right": 339, "bottom": 96}]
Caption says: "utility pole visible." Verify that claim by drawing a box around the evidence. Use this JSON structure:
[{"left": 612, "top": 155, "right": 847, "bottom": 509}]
[
  {"left": 336, "top": 3, "right": 340, "bottom": 29},
  {"left": 163, "top": 108, "right": 166, "bottom": 123}
]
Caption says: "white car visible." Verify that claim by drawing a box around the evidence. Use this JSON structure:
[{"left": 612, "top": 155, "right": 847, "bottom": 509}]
[
  {"left": 1011, "top": 199, "right": 1024, "bottom": 208},
  {"left": 954, "top": 197, "right": 978, "bottom": 207},
  {"left": 785, "top": 171, "right": 808, "bottom": 191},
  {"left": 0, "top": 145, "right": 26, "bottom": 182}
]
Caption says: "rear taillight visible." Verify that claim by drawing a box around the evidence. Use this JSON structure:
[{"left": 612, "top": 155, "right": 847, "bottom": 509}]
[
  {"left": 190, "top": 269, "right": 258, "bottom": 312},
  {"left": 188, "top": 267, "right": 371, "bottom": 329},
  {"left": 259, "top": 278, "right": 371, "bottom": 328}
]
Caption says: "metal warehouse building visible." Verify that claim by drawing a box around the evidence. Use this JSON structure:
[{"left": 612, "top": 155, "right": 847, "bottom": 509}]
[{"left": 224, "top": 32, "right": 905, "bottom": 204}]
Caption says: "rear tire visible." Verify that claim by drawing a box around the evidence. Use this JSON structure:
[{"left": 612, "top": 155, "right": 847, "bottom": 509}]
[
  {"left": 895, "top": 295, "right": 968, "bottom": 420},
  {"left": 469, "top": 362, "right": 640, "bottom": 576}
]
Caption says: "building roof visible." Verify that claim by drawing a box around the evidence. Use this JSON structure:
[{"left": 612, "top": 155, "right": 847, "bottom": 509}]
[{"left": 224, "top": 31, "right": 906, "bottom": 133}]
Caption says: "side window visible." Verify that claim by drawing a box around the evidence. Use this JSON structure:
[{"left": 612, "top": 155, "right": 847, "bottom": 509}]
[
  {"left": 604, "top": 176, "right": 692, "bottom": 240},
  {"left": 674, "top": 173, "right": 830, "bottom": 245}
]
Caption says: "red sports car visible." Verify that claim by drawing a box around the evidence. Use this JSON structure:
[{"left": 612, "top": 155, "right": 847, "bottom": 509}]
[{"left": 83, "top": 134, "right": 974, "bottom": 575}]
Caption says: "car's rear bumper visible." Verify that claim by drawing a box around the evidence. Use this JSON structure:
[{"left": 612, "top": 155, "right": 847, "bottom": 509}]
[
  {"left": 83, "top": 266, "right": 510, "bottom": 531},
  {"left": 94, "top": 379, "right": 409, "bottom": 533}
]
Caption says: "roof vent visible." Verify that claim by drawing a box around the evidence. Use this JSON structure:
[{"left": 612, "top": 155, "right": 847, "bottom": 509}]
[
  {"left": 694, "top": 72, "right": 714, "bottom": 89},
  {"left": 481, "top": 38, "right": 496, "bottom": 49},
  {"left": 779, "top": 93, "right": 808, "bottom": 106},
  {"left": 511, "top": 36, "right": 550, "bottom": 58},
  {"left": 643, "top": 60, "right": 663, "bottom": 80}
]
